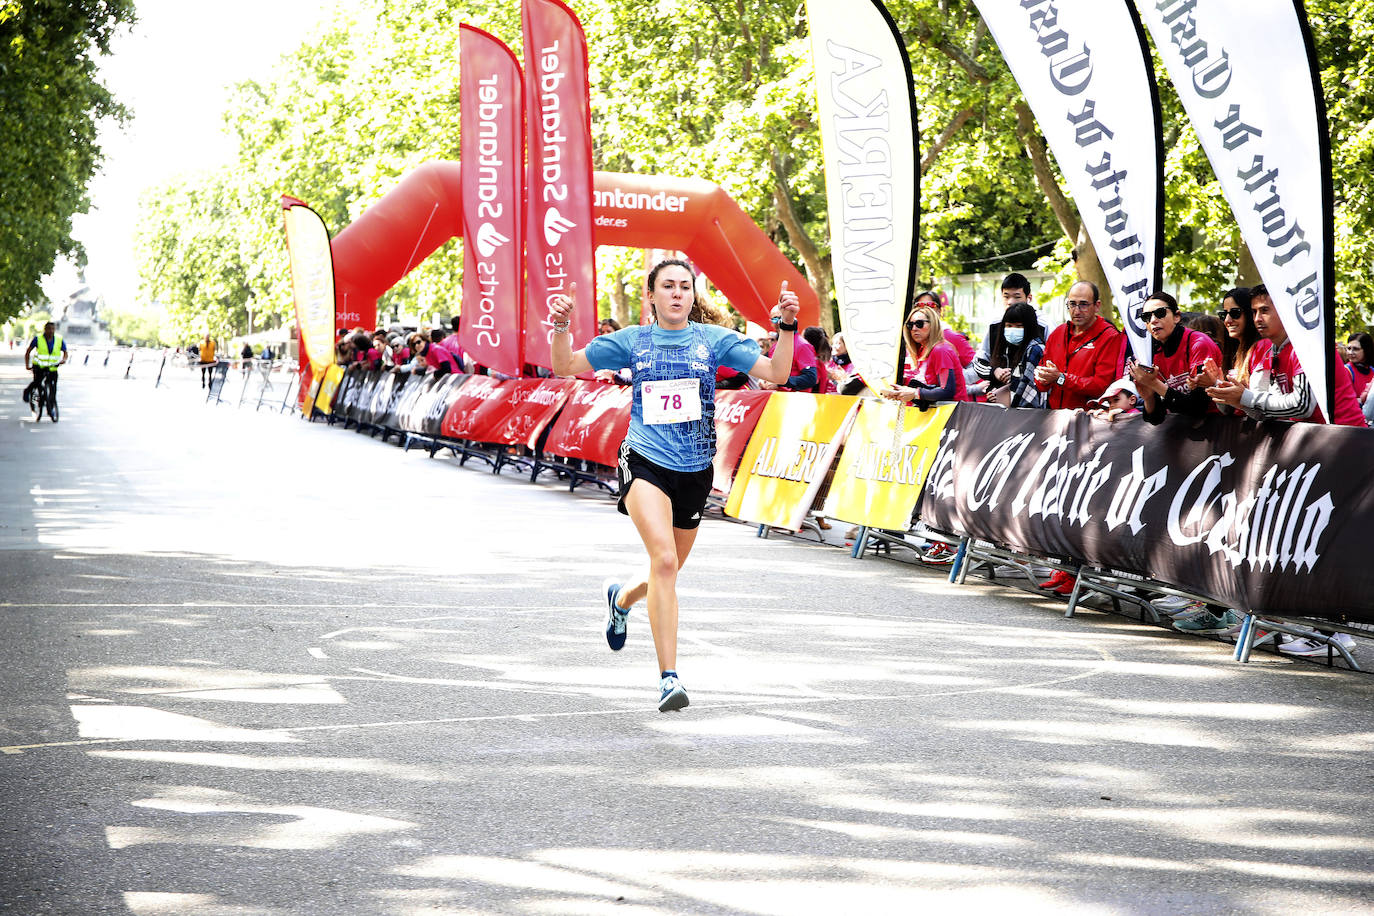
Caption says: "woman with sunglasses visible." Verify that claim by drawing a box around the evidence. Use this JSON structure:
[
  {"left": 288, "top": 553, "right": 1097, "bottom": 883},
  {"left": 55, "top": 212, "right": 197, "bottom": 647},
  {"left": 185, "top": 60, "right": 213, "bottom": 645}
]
[
  {"left": 1192, "top": 287, "right": 1267, "bottom": 393},
  {"left": 548, "top": 261, "right": 800, "bottom": 712},
  {"left": 1126, "top": 291, "right": 1223, "bottom": 423},
  {"left": 880, "top": 303, "right": 969, "bottom": 407}
]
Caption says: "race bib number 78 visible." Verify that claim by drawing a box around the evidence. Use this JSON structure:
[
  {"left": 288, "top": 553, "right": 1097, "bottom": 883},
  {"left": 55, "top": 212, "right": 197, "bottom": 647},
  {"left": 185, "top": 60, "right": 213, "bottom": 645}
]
[{"left": 641, "top": 378, "right": 702, "bottom": 425}]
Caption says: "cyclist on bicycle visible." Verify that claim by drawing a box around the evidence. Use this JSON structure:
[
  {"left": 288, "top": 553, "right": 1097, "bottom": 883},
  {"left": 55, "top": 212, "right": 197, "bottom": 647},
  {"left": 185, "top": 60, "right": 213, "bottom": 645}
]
[{"left": 23, "top": 321, "right": 68, "bottom": 410}]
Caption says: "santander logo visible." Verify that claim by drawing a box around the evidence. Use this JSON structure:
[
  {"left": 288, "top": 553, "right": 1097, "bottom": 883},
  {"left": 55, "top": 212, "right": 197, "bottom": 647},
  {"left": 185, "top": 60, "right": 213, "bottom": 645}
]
[
  {"left": 475, "top": 222, "right": 509, "bottom": 258},
  {"left": 544, "top": 207, "right": 577, "bottom": 246}
]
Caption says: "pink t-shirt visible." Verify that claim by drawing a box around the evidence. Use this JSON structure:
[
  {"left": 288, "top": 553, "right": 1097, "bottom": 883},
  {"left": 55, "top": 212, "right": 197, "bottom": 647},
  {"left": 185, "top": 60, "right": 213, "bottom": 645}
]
[
  {"left": 768, "top": 337, "right": 821, "bottom": 392},
  {"left": 1241, "top": 339, "right": 1272, "bottom": 381},
  {"left": 944, "top": 329, "right": 976, "bottom": 367},
  {"left": 1348, "top": 363, "right": 1372, "bottom": 400},
  {"left": 425, "top": 345, "right": 459, "bottom": 373},
  {"left": 905, "top": 342, "right": 969, "bottom": 402}
]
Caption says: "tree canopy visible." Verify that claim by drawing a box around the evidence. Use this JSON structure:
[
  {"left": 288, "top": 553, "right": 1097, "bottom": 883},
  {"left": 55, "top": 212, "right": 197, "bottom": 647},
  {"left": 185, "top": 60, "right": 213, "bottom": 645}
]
[
  {"left": 0, "top": 0, "right": 134, "bottom": 324},
  {"left": 131, "top": 0, "right": 1373, "bottom": 340}
]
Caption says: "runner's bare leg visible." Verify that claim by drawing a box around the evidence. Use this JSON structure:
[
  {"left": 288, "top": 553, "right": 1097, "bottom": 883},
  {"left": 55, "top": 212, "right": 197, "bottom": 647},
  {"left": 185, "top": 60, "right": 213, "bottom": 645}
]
[{"left": 623, "top": 481, "right": 699, "bottom": 673}]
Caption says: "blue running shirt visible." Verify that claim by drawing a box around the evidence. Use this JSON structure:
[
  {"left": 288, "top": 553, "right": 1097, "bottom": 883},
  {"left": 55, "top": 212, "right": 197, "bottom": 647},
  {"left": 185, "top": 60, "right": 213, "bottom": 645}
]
[{"left": 585, "top": 323, "right": 761, "bottom": 472}]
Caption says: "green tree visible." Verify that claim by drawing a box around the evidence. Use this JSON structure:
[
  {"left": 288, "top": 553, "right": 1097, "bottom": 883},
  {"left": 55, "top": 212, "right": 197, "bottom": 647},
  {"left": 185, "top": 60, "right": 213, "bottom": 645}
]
[{"left": 0, "top": 0, "right": 134, "bottom": 323}]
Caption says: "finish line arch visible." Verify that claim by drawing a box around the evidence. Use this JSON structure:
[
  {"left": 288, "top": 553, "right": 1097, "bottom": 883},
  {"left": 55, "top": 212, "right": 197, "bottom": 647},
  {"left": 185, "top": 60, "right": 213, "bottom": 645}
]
[{"left": 329, "top": 162, "right": 820, "bottom": 334}]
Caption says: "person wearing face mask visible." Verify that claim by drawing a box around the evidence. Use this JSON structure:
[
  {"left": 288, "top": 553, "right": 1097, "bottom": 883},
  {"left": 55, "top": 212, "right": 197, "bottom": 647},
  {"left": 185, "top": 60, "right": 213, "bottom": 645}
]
[
  {"left": 973, "top": 302, "right": 1047, "bottom": 408},
  {"left": 1126, "top": 291, "right": 1223, "bottom": 424}
]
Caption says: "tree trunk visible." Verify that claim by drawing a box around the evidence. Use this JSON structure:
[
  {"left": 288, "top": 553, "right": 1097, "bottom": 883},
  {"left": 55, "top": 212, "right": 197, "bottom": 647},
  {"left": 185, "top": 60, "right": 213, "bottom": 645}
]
[
  {"left": 921, "top": 107, "right": 975, "bottom": 177},
  {"left": 1236, "top": 237, "right": 1261, "bottom": 289},
  {"left": 1015, "top": 103, "right": 1079, "bottom": 243},
  {"left": 1075, "top": 225, "right": 1115, "bottom": 319},
  {"left": 1014, "top": 103, "right": 1114, "bottom": 317},
  {"left": 608, "top": 269, "right": 631, "bottom": 327},
  {"left": 771, "top": 149, "right": 834, "bottom": 334}
]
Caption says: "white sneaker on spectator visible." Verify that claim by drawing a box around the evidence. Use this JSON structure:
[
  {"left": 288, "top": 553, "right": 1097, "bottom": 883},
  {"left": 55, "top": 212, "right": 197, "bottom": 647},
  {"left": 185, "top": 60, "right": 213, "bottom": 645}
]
[{"left": 1152, "top": 595, "right": 1193, "bottom": 613}]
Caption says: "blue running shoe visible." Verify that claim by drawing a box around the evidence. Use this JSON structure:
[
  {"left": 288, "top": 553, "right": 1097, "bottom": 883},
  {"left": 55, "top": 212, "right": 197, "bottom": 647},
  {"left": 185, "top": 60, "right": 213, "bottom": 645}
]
[
  {"left": 658, "top": 674, "right": 689, "bottom": 712},
  {"left": 603, "top": 578, "right": 627, "bottom": 651}
]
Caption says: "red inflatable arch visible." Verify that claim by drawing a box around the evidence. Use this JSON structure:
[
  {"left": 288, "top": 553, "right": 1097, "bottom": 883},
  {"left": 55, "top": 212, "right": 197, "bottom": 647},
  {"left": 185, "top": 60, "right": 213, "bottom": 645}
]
[{"left": 330, "top": 162, "right": 820, "bottom": 332}]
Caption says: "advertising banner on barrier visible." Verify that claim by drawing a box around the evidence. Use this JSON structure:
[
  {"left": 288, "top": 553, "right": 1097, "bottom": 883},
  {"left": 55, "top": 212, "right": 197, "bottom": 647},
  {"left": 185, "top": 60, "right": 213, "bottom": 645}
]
[
  {"left": 522, "top": 0, "right": 596, "bottom": 369},
  {"left": 490, "top": 377, "right": 574, "bottom": 448},
  {"left": 805, "top": 0, "right": 916, "bottom": 391},
  {"left": 460, "top": 26, "right": 524, "bottom": 377},
  {"left": 1136, "top": 1, "right": 1334, "bottom": 418},
  {"left": 380, "top": 371, "right": 422, "bottom": 430},
  {"left": 312, "top": 364, "right": 346, "bottom": 416},
  {"left": 918, "top": 404, "right": 1374, "bottom": 621},
  {"left": 969, "top": 0, "right": 1162, "bottom": 364},
  {"left": 420, "top": 374, "right": 469, "bottom": 438},
  {"left": 725, "top": 393, "right": 861, "bottom": 531},
  {"left": 711, "top": 389, "right": 773, "bottom": 494},
  {"left": 440, "top": 375, "right": 510, "bottom": 441},
  {"left": 826, "top": 400, "right": 956, "bottom": 531},
  {"left": 543, "top": 381, "right": 633, "bottom": 466}
]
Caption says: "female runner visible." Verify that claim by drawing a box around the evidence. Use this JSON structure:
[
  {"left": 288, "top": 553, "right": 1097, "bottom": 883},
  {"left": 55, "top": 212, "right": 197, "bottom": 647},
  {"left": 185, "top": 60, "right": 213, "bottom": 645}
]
[{"left": 549, "top": 259, "right": 800, "bottom": 711}]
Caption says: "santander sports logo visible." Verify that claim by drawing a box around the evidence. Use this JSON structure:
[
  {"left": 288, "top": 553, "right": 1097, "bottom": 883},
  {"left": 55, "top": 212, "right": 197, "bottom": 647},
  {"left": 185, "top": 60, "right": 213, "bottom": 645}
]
[
  {"left": 475, "top": 222, "right": 510, "bottom": 258},
  {"left": 544, "top": 207, "right": 577, "bottom": 246}
]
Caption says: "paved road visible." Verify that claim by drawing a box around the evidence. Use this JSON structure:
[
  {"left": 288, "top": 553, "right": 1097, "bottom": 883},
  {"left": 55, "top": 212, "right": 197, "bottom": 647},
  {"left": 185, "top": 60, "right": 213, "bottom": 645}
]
[{"left": 1, "top": 351, "right": 1371, "bottom": 915}]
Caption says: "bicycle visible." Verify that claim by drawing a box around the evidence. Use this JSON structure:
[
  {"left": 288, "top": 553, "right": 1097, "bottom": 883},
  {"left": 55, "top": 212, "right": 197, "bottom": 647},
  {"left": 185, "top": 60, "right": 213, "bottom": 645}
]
[{"left": 30, "top": 369, "right": 58, "bottom": 423}]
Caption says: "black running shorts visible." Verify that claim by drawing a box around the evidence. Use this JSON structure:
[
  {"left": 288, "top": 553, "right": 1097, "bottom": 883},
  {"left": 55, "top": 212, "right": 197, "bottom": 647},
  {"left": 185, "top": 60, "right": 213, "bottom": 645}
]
[{"left": 616, "top": 444, "right": 713, "bottom": 530}]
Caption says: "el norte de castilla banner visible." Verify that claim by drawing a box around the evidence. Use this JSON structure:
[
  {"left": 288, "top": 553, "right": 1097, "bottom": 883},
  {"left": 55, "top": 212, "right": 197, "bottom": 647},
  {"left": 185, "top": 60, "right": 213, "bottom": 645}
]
[
  {"left": 971, "top": 0, "right": 1164, "bottom": 365},
  {"left": 1136, "top": 0, "right": 1337, "bottom": 422}
]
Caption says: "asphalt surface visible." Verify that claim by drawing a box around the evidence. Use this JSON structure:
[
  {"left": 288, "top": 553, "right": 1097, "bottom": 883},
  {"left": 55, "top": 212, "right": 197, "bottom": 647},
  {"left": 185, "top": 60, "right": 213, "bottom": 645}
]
[{"left": 1, "top": 349, "right": 1372, "bottom": 915}]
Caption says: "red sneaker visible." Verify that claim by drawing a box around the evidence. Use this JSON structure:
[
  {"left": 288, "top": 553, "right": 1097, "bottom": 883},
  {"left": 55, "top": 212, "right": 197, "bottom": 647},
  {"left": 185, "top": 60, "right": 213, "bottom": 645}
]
[
  {"left": 1051, "top": 575, "right": 1078, "bottom": 596},
  {"left": 1037, "top": 570, "right": 1070, "bottom": 590}
]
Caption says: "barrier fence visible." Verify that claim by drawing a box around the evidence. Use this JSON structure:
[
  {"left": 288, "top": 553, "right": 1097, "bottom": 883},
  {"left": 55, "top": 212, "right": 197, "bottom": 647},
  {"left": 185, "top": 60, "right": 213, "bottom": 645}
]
[
  {"left": 59, "top": 346, "right": 304, "bottom": 414},
  {"left": 304, "top": 365, "right": 1372, "bottom": 661}
]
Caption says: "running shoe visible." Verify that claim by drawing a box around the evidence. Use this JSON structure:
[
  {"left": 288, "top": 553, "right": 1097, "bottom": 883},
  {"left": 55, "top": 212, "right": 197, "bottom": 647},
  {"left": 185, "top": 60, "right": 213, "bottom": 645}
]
[
  {"left": 1049, "top": 575, "right": 1078, "bottom": 596},
  {"left": 1165, "top": 601, "right": 1211, "bottom": 620},
  {"left": 1277, "top": 636, "right": 1331, "bottom": 657},
  {"left": 1038, "top": 570, "right": 1072, "bottom": 591},
  {"left": 1151, "top": 595, "right": 1194, "bottom": 613},
  {"left": 922, "top": 543, "right": 956, "bottom": 565},
  {"left": 1279, "top": 633, "right": 1359, "bottom": 656},
  {"left": 1173, "top": 609, "right": 1233, "bottom": 634},
  {"left": 603, "top": 578, "right": 627, "bottom": 651},
  {"left": 658, "top": 674, "right": 689, "bottom": 712}
]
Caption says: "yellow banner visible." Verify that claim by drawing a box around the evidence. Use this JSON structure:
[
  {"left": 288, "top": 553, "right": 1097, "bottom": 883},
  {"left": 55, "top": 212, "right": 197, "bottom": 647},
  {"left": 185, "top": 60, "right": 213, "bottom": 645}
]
[
  {"left": 312, "top": 364, "right": 345, "bottom": 416},
  {"left": 825, "top": 400, "right": 956, "bottom": 530},
  {"left": 282, "top": 201, "right": 337, "bottom": 378},
  {"left": 300, "top": 376, "right": 322, "bottom": 418},
  {"left": 725, "top": 393, "right": 860, "bottom": 530}
]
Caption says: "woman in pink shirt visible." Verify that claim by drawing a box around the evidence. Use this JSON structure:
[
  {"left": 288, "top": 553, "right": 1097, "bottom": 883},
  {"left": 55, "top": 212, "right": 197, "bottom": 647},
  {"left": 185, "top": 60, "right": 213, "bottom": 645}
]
[{"left": 881, "top": 304, "right": 969, "bottom": 407}]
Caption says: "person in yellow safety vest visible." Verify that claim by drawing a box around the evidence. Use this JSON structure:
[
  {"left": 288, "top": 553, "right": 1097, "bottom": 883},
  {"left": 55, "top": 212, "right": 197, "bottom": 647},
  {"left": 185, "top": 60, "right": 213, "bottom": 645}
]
[
  {"left": 199, "top": 334, "right": 217, "bottom": 388},
  {"left": 23, "top": 321, "right": 68, "bottom": 407}
]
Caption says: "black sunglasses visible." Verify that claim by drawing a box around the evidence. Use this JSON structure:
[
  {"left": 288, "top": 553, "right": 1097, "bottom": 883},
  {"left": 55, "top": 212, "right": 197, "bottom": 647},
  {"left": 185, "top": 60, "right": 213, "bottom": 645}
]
[
  {"left": 1217, "top": 307, "right": 1245, "bottom": 321},
  {"left": 1135, "top": 306, "right": 1171, "bottom": 322},
  {"left": 906, "top": 319, "right": 929, "bottom": 329}
]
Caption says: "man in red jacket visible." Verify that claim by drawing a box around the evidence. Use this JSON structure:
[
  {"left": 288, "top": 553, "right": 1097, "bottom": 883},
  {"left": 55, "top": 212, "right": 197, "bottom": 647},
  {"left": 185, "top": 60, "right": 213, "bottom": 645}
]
[{"left": 1033, "top": 280, "right": 1124, "bottom": 409}]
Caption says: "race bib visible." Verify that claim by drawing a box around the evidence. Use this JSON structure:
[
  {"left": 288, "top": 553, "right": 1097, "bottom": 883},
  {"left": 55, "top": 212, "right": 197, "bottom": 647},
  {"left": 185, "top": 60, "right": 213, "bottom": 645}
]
[{"left": 641, "top": 377, "right": 702, "bottom": 425}]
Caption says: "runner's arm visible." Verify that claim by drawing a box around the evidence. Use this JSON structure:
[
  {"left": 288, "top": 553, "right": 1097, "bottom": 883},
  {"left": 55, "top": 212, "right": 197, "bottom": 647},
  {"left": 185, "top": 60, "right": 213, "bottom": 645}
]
[
  {"left": 748, "top": 283, "right": 800, "bottom": 384},
  {"left": 548, "top": 285, "right": 592, "bottom": 377}
]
